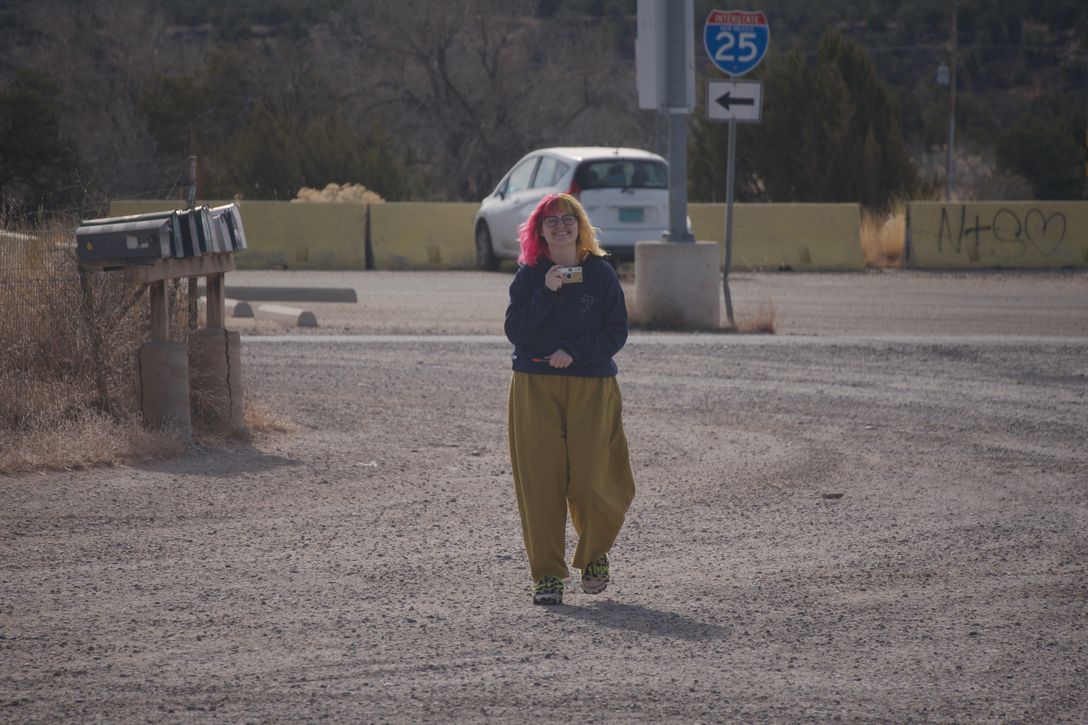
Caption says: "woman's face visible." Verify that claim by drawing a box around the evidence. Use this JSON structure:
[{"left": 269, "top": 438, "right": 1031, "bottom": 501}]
[{"left": 540, "top": 206, "right": 579, "bottom": 254}]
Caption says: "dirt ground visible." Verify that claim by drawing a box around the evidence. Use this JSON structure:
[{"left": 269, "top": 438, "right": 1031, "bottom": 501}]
[{"left": 2, "top": 270, "right": 1087, "bottom": 723}]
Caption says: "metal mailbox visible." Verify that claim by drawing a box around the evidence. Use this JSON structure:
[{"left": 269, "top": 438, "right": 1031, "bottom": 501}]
[
  {"left": 81, "top": 209, "right": 184, "bottom": 256},
  {"left": 209, "top": 203, "right": 247, "bottom": 252},
  {"left": 177, "top": 206, "right": 213, "bottom": 257},
  {"left": 77, "top": 204, "right": 246, "bottom": 266},
  {"left": 76, "top": 217, "right": 175, "bottom": 266}
]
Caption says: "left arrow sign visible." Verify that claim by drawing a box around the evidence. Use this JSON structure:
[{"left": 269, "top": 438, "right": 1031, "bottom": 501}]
[
  {"left": 706, "top": 80, "right": 763, "bottom": 123},
  {"left": 715, "top": 92, "right": 756, "bottom": 110}
]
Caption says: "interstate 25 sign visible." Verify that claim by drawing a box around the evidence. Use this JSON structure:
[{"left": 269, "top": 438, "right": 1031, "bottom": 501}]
[{"left": 704, "top": 9, "right": 770, "bottom": 77}]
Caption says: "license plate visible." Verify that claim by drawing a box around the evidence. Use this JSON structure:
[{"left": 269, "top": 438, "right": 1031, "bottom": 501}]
[{"left": 618, "top": 207, "right": 644, "bottom": 223}]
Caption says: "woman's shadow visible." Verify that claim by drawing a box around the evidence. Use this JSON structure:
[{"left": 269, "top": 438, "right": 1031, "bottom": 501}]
[{"left": 550, "top": 599, "right": 731, "bottom": 641}]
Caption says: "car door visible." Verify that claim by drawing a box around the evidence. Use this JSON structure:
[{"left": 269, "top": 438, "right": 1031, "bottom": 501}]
[{"left": 489, "top": 156, "right": 540, "bottom": 255}]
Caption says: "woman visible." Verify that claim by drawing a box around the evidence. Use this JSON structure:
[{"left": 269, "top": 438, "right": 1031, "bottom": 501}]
[{"left": 504, "top": 192, "right": 636, "bottom": 606}]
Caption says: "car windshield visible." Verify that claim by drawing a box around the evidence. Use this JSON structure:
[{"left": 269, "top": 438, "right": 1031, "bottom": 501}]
[{"left": 575, "top": 159, "right": 667, "bottom": 190}]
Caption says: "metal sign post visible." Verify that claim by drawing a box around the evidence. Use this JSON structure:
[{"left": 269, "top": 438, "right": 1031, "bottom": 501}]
[
  {"left": 704, "top": 9, "right": 769, "bottom": 328},
  {"left": 636, "top": 0, "right": 695, "bottom": 243}
]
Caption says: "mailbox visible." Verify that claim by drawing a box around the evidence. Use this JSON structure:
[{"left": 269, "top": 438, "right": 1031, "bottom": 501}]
[
  {"left": 209, "top": 203, "right": 247, "bottom": 252},
  {"left": 177, "top": 207, "right": 213, "bottom": 257},
  {"left": 76, "top": 217, "right": 174, "bottom": 266},
  {"left": 77, "top": 205, "right": 246, "bottom": 266}
]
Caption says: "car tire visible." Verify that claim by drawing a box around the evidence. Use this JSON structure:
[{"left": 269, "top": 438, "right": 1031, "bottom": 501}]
[{"left": 475, "top": 222, "right": 500, "bottom": 271}]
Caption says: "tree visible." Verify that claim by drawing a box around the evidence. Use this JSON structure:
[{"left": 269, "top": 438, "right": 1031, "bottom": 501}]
[
  {"left": 200, "top": 104, "right": 413, "bottom": 201},
  {"left": 996, "top": 113, "right": 1087, "bottom": 200},
  {"left": 331, "top": 0, "right": 644, "bottom": 200},
  {"left": 140, "top": 49, "right": 413, "bottom": 201},
  {"left": 690, "top": 29, "right": 918, "bottom": 211},
  {"left": 2, "top": 0, "right": 170, "bottom": 203},
  {"left": 0, "top": 72, "right": 79, "bottom": 214}
]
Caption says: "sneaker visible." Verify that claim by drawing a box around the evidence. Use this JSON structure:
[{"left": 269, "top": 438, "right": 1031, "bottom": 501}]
[
  {"left": 581, "top": 555, "right": 610, "bottom": 595},
  {"left": 532, "top": 576, "right": 564, "bottom": 605}
]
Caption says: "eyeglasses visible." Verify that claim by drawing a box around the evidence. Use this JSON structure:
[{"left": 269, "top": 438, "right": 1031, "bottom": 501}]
[{"left": 542, "top": 214, "right": 577, "bottom": 229}]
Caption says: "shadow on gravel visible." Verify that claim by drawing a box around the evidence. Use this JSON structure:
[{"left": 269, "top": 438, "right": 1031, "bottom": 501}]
[
  {"left": 552, "top": 600, "right": 731, "bottom": 641},
  {"left": 130, "top": 445, "right": 302, "bottom": 478}
]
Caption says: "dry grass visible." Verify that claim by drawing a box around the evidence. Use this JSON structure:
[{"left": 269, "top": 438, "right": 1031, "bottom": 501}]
[
  {"left": 0, "top": 410, "right": 188, "bottom": 474},
  {"left": 860, "top": 203, "right": 906, "bottom": 268},
  {"left": 187, "top": 396, "right": 296, "bottom": 450},
  {"left": 244, "top": 396, "right": 296, "bottom": 434},
  {"left": 729, "top": 300, "right": 777, "bottom": 334},
  {"left": 1, "top": 213, "right": 290, "bottom": 474},
  {"left": 293, "top": 182, "right": 384, "bottom": 204}
]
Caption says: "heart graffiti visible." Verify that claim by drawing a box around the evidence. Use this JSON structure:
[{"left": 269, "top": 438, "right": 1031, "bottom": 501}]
[{"left": 1023, "top": 209, "right": 1066, "bottom": 257}]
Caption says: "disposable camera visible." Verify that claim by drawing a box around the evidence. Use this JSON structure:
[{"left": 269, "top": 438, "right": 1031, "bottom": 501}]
[{"left": 558, "top": 266, "right": 583, "bottom": 283}]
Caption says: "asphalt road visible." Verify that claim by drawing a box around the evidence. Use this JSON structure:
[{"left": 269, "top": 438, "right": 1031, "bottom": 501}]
[
  {"left": 2, "top": 270, "right": 1086, "bottom": 722},
  {"left": 218, "top": 267, "right": 1088, "bottom": 338}
]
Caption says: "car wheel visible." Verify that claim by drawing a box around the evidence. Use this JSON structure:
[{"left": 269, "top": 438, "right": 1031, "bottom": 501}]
[{"left": 475, "top": 222, "right": 500, "bottom": 271}]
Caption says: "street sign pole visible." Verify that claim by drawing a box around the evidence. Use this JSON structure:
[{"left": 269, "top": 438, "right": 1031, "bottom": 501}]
[
  {"left": 723, "top": 118, "right": 737, "bottom": 326},
  {"left": 706, "top": 78, "right": 761, "bottom": 329},
  {"left": 704, "top": 9, "right": 769, "bottom": 330},
  {"left": 664, "top": 0, "right": 695, "bottom": 243}
]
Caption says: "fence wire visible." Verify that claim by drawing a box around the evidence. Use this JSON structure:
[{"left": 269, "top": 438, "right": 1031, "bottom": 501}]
[{"left": 1, "top": 223, "right": 194, "bottom": 430}]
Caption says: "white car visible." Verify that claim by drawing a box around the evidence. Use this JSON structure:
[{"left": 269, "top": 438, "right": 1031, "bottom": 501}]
[{"left": 472, "top": 146, "right": 674, "bottom": 270}]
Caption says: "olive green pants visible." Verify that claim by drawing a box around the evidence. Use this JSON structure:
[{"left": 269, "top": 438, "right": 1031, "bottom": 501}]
[{"left": 508, "top": 372, "right": 636, "bottom": 582}]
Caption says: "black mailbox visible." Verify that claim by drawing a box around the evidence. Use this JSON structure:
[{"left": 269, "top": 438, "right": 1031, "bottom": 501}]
[{"left": 76, "top": 217, "right": 175, "bottom": 266}]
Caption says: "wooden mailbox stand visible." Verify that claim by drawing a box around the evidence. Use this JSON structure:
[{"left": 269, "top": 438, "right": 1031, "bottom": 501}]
[
  {"left": 127, "top": 253, "right": 242, "bottom": 437},
  {"left": 131, "top": 253, "right": 236, "bottom": 337}
]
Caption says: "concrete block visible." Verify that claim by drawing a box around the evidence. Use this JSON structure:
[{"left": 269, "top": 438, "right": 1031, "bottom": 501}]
[
  {"left": 257, "top": 303, "right": 318, "bottom": 327},
  {"left": 211, "top": 286, "right": 358, "bottom": 303},
  {"left": 225, "top": 299, "right": 254, "bottom": 318},
  {"left": 689, "top": 203, "right": 863, "bottom": 270},
  {"left": 635, "top": 241, "right": 721, "bottom": 330},
  {"left": 138, "top": 341, "right": 191, "bottom": 438},
  {"left": 370, "top": 202, "right": 477, "bottom": 269},
  {"left": 189, "top": 329, "right": 244, "bottom": 430},
  {"left": 198, "top": 296, "right": 253, "bottom": 318}
]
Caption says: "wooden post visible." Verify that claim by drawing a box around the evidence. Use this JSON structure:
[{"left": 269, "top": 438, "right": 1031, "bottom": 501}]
[
  {"left": 149, "top": 280, "right": 169, "bottom": 342},
  {"left": 77, "top": 266, "right": 112, "bottom": 414},
  {"left": 206, "top": 272, "right": 225, "bottom": 330},
  {"left": 187, "top": 277, "right": 199, "bottom": 330},
  {"left": 187, "top": 155, "right": 199, "bottom": 330}
]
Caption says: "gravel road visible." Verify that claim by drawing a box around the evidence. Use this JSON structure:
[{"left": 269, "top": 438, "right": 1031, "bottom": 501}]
[{"left": 2, "top": 270, "right": 1086, "bottom": 723}]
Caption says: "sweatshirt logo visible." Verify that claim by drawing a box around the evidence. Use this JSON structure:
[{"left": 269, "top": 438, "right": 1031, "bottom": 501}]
[{"left": 579, "top": 293, "right": 597, "bottom": 314}]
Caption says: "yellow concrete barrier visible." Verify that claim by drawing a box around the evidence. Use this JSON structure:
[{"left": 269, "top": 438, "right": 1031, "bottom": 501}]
[
  {"left": 369, "top": 203, "right": 477, "bottom": 270},
  {"left": 907, "top": 202, "right": 1088, "bottom": 269},
  {"left": 689, "top": 203, "right": 863, "bottom": 270},
  {"left": 109, "top": 200, "right": 871, "bottom": 271},
  {"left": 110, "top": 200, "right": 367, "bottom": 270}
]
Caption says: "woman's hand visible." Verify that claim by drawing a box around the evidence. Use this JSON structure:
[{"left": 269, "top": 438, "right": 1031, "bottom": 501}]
[
  {"left": 544, "top": 265, "right": 565, "bottom": 292},
  {"left": 548, "top": 349, "right": 573, "bottom": 368}
]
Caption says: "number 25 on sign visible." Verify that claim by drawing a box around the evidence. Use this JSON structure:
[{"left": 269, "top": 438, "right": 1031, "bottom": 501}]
[{"left": 704, "top": 9, "right": 770, "bottom": 77}]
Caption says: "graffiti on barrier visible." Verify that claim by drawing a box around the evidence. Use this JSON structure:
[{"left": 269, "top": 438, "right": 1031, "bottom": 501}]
[{"left": 938, "top": 206, "right": 1067, "bottom": 260}]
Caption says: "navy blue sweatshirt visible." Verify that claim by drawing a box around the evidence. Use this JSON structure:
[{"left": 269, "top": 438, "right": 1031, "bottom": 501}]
[{"left": 504, "top": 255, "right": 628, "bottom": 377}]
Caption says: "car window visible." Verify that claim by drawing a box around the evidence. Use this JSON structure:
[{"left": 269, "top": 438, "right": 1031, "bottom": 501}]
[
  {"left": 532, "top": 158, "right": 568, "bottom": 189},
  {"left": 506, "top": 158, "right": 539, "bottom": 194},
  {"left": 554, "top": 161, "right": 570, "bottom": 185},
  {"left": 575, "top": 160, "right": 667, "bottom": 190}
]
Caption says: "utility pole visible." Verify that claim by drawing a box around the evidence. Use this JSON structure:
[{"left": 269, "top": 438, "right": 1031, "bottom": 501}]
[{"left": 946, "top": 0, "right": 957, "bottom": 201}]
